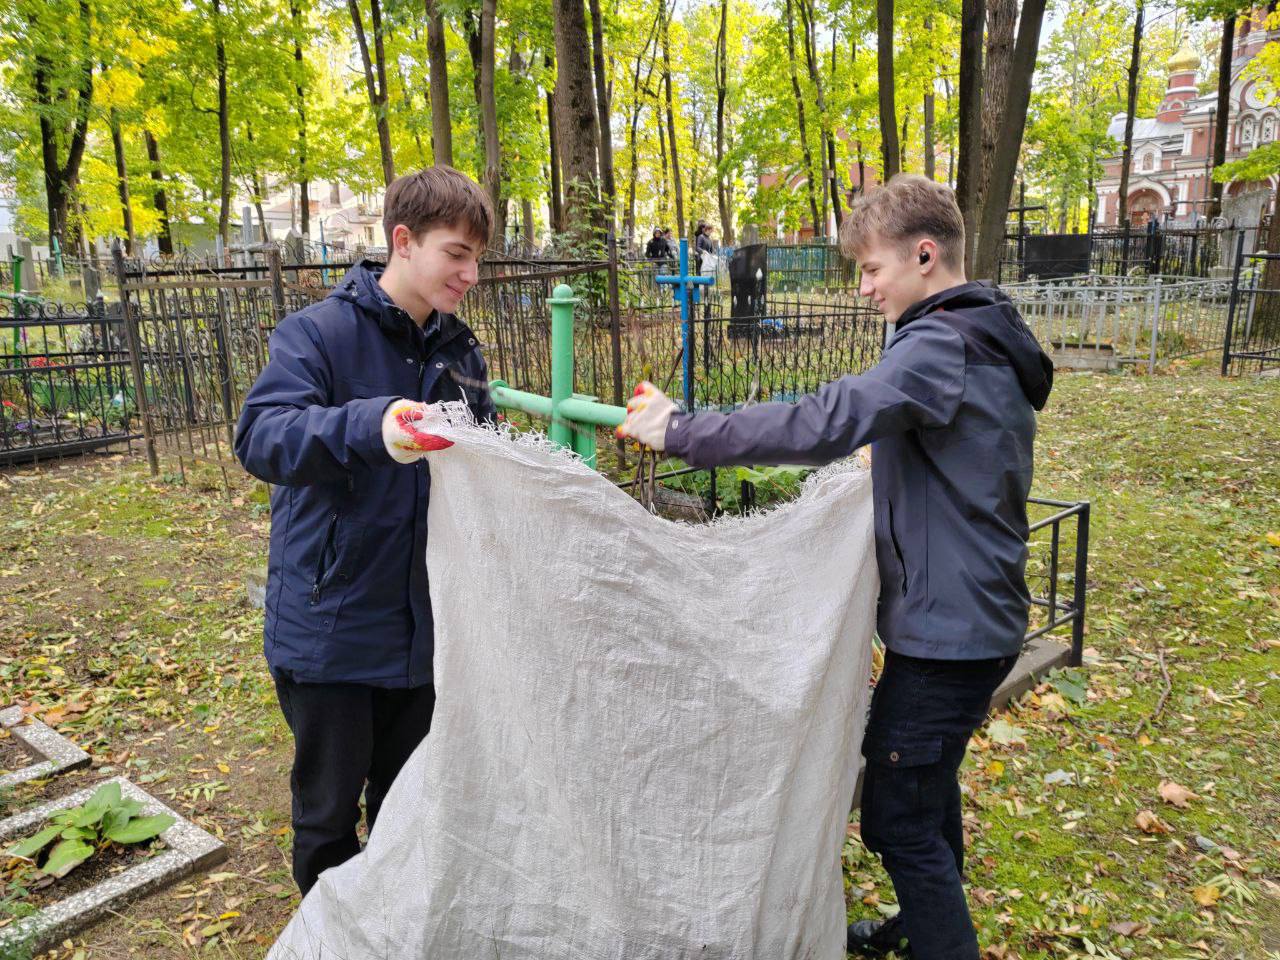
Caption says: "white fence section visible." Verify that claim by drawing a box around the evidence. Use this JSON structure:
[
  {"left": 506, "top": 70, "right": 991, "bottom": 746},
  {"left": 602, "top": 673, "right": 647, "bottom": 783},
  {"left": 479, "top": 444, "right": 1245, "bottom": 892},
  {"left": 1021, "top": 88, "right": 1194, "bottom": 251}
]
[{"left": 1003, "top": 274, "right": 1234, "bottom": 372}]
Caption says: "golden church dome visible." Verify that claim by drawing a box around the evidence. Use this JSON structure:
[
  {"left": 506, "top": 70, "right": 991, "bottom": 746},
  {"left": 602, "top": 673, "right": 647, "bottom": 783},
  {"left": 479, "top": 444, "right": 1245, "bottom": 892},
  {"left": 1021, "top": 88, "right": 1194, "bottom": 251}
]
[{"left": 1167, "top": 41, "right": 1201, "bottom": 74}]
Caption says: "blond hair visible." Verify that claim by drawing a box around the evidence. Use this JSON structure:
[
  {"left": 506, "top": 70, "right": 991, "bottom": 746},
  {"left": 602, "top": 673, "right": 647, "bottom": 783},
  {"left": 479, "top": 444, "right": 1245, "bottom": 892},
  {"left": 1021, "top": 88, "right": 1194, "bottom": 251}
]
[{"left": 839, "top": 174, "right": 965, "bottom": 270}]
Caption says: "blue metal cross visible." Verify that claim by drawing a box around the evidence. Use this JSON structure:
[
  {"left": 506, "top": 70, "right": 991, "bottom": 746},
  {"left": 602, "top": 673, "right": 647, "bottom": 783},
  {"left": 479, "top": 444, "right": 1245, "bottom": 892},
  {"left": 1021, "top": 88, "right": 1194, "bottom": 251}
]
[{"left": 655, "top": 238, "right": 715, "bottom": 409}]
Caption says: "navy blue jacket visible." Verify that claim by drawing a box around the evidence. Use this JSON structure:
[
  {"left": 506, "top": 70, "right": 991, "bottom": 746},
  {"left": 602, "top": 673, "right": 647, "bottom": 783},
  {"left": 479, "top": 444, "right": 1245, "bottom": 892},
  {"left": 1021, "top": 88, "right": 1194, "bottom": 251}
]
[
  {"left": 664, "top": 282, "right": 1053, "bottom": 660},
  {"left": 234, "top": 261, "right": 495, "bottom": 687}
]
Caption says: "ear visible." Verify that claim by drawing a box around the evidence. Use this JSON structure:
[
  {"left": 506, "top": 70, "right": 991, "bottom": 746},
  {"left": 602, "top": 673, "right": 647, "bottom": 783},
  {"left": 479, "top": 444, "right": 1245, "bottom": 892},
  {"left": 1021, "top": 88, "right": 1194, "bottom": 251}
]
[
  {"left": 392, "top": 224, "right": 414, "bottom": 259},
  {"left": 917, "top": 239, "right": 939, "bottom": 272}
]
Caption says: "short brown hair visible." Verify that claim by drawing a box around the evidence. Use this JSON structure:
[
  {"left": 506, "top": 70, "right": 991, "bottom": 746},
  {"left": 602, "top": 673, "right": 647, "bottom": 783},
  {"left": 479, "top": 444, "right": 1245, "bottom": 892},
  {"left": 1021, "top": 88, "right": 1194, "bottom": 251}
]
[
  {"left": 839, "top": 174, "right": 965, "bottom": 269},
  {"left": 383, "top": 166, "right": 493, "bottom": 248}
]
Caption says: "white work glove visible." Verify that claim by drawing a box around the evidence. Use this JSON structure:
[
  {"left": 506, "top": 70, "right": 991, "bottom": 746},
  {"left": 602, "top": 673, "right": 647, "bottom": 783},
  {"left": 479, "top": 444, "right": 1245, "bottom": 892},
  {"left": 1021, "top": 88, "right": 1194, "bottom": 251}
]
[
  {"left": 616, "top": 381, "right": 675, "bottom": 451},
  {"left": 381, "top": 399, "right": 454, "bottom": 463}
]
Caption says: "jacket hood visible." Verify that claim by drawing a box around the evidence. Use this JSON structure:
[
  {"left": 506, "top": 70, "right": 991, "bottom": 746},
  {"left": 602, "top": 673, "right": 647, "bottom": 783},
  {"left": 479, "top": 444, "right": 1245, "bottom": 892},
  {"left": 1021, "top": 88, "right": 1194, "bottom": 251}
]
[{"left": 898, "top": 281, "right": 1054, "bottom": 411}]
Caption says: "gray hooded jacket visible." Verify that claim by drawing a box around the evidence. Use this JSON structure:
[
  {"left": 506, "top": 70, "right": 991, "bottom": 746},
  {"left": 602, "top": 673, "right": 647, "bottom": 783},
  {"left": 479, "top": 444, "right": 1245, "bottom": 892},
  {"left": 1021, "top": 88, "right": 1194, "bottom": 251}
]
[{"left": 664, "top": 281, "right": 1054, "bottom": 660}]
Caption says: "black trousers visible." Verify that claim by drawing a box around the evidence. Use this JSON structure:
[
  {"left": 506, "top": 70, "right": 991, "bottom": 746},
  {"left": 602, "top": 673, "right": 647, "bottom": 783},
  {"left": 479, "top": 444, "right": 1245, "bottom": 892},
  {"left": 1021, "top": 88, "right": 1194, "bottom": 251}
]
[
  {"left": 274, "top": 676, "right": 436, "bottom": 894},
  {"left": 859, "top": 650, "right": 1016, "bottom": 960}
]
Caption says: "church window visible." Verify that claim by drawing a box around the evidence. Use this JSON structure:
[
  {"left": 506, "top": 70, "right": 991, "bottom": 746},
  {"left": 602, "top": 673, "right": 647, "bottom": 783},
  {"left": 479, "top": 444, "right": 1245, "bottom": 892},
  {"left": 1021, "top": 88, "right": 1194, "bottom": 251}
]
[
  {"left": 1243, "top": 117, "right": 1256, "bottom": 145},
  {"left": 1264, "top": 116, "right": 1276, "bottom": 142}
]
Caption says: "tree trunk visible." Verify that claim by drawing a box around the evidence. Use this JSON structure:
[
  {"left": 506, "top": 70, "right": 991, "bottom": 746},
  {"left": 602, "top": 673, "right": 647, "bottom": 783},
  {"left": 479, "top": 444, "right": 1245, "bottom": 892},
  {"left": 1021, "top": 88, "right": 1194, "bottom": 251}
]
[
  {"left": 658, "top": 106, "right": 670, "bottom": 222},
  {"left": 349, "top": 0, "right": 396, "bottom": 185},
  {"left": 144, "top": 130, "right": 173, "bottom": 254},
  {"left": 714, "top": 0, "right": 733, "bottom": 242},
  {"left": 785, "top": 0, "right": 822, "bottom": 234},
  {"left": 659, "top": 0, "right": 685, "bottom": 240},
  {"left": 955, "top": 0, "right": 983, "bottom": 270},
  {"left": 588, "top": 0, "right": 616, "bottom": 233},
  {"left": 923, "top": 91, "right": 935, "bottom": 180},
  {"left": 1116, "top": 0, "right": 1144, "bottom": 228},
  {"left": 973, "top": 0, "right": 1049, "bottom": 279},
  {"left": 827, "top": 25, "right": 843, "bottom": 227},
  {"left": 626, "top": 18, "right": 661, "bottom": 243},
  {"left": 522, "top": 197, "right": 534, "bottom": 249},
  {"left": 1209, "top": 14, "right": 1236, "bottom": 219},
  {"left": 478, "top": 0, "right": 503, "bottom": 241},
  {"left": 799, "top": 0, "right": 839, "bottom": 234},
  {"left": 33, "top": 0, "right": 93, "bottom": 251},
  {"left": 215, "top": 0, "right": 231, "bottom": 243},
  {"left": 425, "top": 0, "right": 453, "bottom": 166},
  {"left": 900, "top": 114, "right": 909, "bottom": 171},
  {"left": 876, "top": 0, "right": 900, "bottom": 180},
  {"left": 543, "top": 59, "right": 563, "bottom": 234},
  {"left": 109, "top": 108, "right": 136, "bottom": 254},
  {"left": 551, "top": 0, "right": 603, "bottom": 239},
  {"left": 978, "top": 0, "right": 1016, "bottom": 208},
  {"left": 290, "top": 0, "right": 311, "bottom": 238},
  {"left": 923, "top": 16, "right": 935, "bottom": 180}
]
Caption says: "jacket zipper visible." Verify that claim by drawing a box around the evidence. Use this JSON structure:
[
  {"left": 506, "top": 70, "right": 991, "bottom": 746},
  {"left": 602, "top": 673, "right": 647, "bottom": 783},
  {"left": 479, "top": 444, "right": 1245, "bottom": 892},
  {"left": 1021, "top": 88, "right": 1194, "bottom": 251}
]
[
  {"left": 311, "top": 512, "right": 339, "bottom": 604},
  {"left": 886, "top": 500, "right": 909, "bottom": 595}
]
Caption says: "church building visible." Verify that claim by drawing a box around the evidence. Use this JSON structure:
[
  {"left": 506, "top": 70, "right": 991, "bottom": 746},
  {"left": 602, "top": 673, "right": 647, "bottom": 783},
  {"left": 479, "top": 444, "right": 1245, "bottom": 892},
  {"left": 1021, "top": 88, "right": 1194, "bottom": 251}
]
[{"left": 1097, "top": 14, "right": 1279, "bottom": 227}]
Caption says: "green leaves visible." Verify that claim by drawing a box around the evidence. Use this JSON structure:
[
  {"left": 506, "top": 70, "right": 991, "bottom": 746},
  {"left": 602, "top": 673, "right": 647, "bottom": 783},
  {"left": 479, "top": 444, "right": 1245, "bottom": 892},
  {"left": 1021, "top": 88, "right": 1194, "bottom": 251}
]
[
  {"left": 6, "top": 824, "right": 64, "bottom": 860},
  {"left": 4, "top": 781, "right": 172, "bottom": 881},
  {"left": 41, "top": 838, "right": 95, "bottom": 879},
  {"left": 103, "top": 813, "right": 175, "bottom": 845}
]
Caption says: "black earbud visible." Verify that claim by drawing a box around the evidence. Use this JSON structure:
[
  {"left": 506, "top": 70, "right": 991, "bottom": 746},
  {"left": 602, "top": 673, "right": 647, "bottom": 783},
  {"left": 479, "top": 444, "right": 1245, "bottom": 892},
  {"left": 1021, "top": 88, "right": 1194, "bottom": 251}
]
[{"left": 918, "top": 250, "right": 931, "bottom": 265}]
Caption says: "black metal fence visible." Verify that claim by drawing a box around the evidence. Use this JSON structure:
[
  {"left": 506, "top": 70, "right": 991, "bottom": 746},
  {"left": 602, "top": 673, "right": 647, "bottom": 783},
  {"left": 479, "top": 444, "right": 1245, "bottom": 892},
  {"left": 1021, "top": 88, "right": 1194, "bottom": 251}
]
[
  {"left": 1000, "top": 223, "right": 1241, "bottom": 283},
  {"left": 1222, "top": 237, "right": 1280, "bottom": 375},
  {"left": 0, "top": 299, "right": 142, "bottom": 466},
  {"left": 1025, "top": 498, "right": 1091, "bottom": 667}
]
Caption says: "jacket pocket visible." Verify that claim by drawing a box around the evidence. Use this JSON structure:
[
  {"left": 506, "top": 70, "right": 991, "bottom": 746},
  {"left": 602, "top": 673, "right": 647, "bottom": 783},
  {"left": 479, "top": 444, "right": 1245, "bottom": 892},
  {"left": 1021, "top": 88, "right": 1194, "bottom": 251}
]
[
  {"left": 886, "top": 499, "right": 909, "bottom": 595},
  {"left": 309, "top": 515, "right": 367, "bottom": 607},
  {"left": 862, "top": 733, "right": 942, "bottom": 768},
  {"left": 310, "top": 513, "right": 340, "bottom": 606}
]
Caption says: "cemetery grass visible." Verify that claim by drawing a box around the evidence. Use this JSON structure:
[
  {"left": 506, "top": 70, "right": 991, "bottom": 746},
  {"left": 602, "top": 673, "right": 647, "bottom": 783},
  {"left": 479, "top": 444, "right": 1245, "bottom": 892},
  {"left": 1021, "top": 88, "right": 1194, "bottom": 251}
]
[{"left": 0, "top": 371, "right": 1273, "bottom": 959}]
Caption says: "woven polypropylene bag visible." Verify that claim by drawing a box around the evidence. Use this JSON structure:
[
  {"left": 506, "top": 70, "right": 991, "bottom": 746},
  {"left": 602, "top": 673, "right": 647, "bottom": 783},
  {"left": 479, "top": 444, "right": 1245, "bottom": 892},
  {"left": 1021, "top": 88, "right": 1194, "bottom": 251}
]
[{"left": 269, "top": 417, "right": 877, "bottom": 960}]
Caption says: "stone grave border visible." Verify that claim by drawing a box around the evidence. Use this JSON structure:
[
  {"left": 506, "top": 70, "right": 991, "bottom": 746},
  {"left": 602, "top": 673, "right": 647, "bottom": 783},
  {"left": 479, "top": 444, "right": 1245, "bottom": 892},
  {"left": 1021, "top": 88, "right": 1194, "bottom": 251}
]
[
  {"left": 0, "top": 776, "right": 227, "bottom": 951},
  {"left": 0, "top": 705, "right": 92, "bottom": 792}
]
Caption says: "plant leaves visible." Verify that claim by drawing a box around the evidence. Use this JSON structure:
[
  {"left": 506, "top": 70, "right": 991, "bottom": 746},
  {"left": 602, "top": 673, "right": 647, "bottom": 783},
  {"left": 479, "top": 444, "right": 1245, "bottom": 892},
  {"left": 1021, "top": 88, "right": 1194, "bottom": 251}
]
[
  {"left": 41, "top": 838, "right": 94, "bottom": 878},
  {"left": 104, "top": 813, "right": 175, "bottom": 845},
  {"left": 6, "top": 824, "right": 64, "bottom": 860}
]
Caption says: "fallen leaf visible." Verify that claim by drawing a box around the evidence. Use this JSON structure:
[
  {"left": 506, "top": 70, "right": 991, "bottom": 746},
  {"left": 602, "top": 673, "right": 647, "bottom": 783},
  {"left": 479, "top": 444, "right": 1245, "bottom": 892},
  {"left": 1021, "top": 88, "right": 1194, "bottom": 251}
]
[
  {"left": 1191, "top": 884, "right": 1220, "bottom": 907},
  {"left": 1159, "top": 780, "right": 1199, "bottom": 808},
  {"left": 1135, "top": 810, "right": 1171, "bottom": 834},
  {"left": 987, "top": 719, "right": 1027, "bottom": 746},
  {"left": 1110, "top": 921, "right": 1148, "bottom": 937}
]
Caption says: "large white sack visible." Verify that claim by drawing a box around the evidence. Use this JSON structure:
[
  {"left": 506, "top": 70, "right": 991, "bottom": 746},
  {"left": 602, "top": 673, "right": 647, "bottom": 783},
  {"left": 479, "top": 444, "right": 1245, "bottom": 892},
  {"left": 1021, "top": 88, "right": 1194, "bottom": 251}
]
[{"left": 269, "top": 416, "right": 877, "bottom": 960}]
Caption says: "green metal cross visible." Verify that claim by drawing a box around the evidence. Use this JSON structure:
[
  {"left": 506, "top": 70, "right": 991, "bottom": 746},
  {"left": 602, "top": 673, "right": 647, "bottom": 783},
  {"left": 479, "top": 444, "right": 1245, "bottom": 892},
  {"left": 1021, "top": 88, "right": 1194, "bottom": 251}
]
[{"left": 489, "top": 283, "right": 626, "bottom": 469}]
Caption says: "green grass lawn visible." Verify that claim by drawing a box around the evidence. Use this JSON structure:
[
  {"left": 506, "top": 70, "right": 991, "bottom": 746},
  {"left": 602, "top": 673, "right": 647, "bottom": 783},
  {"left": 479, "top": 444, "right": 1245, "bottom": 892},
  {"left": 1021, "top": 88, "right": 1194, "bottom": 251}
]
[{"left": 0, "top": 370, "right": 1277, "bottom": 959}]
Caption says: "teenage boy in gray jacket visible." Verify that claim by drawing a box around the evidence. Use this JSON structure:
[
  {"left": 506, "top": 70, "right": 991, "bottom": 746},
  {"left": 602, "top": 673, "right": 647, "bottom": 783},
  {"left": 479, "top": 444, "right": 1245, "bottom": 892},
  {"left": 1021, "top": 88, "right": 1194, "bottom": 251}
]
[{"left": 618, "top": 174, "right": 1053, "bottom": 960}]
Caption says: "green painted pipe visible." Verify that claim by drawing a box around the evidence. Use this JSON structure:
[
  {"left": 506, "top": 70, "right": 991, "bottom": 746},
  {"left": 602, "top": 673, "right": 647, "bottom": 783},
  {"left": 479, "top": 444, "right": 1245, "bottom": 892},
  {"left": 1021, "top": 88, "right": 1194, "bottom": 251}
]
[
  {"left": 11, "top": 253, "right": 21, "bottom": 355},
  {"left": 489, "top": 283, "right": 628, "bottom": 469},
  {"left": 548, "top": 283, "right": 576, "bottom": 449},
  {"left": 490, "top": 382, "right": 625, "bottom": 428}
]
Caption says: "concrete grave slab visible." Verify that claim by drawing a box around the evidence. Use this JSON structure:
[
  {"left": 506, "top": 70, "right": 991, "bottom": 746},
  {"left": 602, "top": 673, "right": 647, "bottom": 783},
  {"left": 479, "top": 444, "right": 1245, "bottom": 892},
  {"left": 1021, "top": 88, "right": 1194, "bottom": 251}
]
[
  {"left": 0, "top": 706, "right": 92, "bottom": 792},
  {"left": 245, "top": 565, "right": 267, "bottom": 610},
  {"left": 0, "top": 776, "right": 227, "bottom": 952}
]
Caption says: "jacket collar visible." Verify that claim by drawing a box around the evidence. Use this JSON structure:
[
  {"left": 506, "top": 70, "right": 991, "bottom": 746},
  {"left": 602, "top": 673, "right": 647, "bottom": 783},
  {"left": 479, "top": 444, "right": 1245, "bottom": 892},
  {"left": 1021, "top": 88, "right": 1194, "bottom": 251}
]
[
  {"left": 330, "top": 259, "right": 477, "bottom": 355},
  {"left": 894, "top": 280, "right": 1006, "bottom": 331}
]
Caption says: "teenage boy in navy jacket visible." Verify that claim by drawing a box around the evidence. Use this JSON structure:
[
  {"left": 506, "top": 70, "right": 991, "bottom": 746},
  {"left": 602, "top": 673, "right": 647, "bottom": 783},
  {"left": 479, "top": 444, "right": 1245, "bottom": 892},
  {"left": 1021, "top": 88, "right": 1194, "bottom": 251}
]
[
  {"left": 235, "top": 166, "right": 495, "bottom": 894},
  {"left": 619, "top": 174, "right": 1053, "bottom": 959}
]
